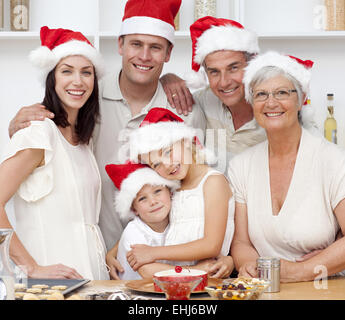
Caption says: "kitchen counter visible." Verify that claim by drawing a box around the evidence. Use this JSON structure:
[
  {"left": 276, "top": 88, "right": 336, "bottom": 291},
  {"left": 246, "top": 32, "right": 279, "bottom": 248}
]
[{"left": 74, "top": 277, "right": 345, "bottom": 300}]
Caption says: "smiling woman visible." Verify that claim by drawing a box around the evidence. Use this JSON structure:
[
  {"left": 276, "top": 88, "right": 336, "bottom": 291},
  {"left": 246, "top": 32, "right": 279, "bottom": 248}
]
[
  {"left": 229, "top": 51, "right": 345, "bottom": 283},
  {"left": 0, "top": 26, "right": 109, "bottom": 281},
  {"left": 46, "top": 55, "right": 97, "bottom": 145},
  {"left": 251, "top": 74, "right": 302, "bottom": 133}
]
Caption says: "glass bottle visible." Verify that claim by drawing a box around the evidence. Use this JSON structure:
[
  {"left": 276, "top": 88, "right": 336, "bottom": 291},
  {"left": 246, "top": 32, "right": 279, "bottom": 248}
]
[
  {"left": 0, "top": 229, "right": 15, "bottom": 300},
  {"left": 174, "top": 11, "right": 180, "bottom": 31},
  {"left": 324, "top": 93, "right": 337, "bottom": 144},
  {"left": 10, "top": 0, "right": 29, "bottom": 31},
  {"left": 194, "top": 0, "right": 216, "bottom": 21},
  {"left": 0, "top": 0, "right": 4, "bottom": 31}
]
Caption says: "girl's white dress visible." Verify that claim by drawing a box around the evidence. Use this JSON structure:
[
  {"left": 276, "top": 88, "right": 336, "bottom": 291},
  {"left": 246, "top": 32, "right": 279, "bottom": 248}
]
[
  {"left": 228, "top": 128, "right": 345, "bottom": 262},
  {"left": 164, "top": 169, "right": 234, "bottom": 266},
  {"left": 1, "top": 119, "right": 109, "bottom": 280}
]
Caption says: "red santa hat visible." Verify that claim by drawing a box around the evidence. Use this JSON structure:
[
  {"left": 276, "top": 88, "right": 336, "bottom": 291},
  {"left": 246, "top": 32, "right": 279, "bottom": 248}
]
[
  {"left": 105, "top": 162, "right": 180, "bottom": 223},
  {"left": 126, "top": 107, "right": 217, "bottom": 164},
  {"left": 119, "top": 0, "right": 181, "bottom": 44},
  {"left": 243, "top": 51, "right": 314, "bottom": 103},
  {"left": 186, "top": 16, "right": 260, "bottom": 89},
  {"left": 29, "top": 26, "right": 105, "bottom": 84}
]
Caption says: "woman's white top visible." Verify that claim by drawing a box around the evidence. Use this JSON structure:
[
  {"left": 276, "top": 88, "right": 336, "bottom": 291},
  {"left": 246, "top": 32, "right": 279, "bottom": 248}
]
[
  {"left": 228, "top": 128, "right": 345, "bottom": 261},
  {"left": 165, "top": 169, "right": 235, "bottom": 266},
  {"left": 117, "top": 216, "right": 168, "bottom": 280},
  {"left": 1, "top": 119, "right": 109, "bottom": 280}
]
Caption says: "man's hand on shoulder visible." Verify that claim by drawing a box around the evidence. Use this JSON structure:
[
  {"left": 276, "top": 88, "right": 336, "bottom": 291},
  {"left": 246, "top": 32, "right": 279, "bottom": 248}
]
[
  {"left": 9, "top": 103, "right": 55, "bottom": 138},
  {"left": 160, "top": 73, "right": 195, "bottom": 116}
]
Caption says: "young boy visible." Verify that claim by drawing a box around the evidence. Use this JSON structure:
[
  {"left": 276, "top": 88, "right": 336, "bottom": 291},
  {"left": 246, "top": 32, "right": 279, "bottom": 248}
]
[{"left": 105, "top": 162, "right": 179, "bottom": 280}]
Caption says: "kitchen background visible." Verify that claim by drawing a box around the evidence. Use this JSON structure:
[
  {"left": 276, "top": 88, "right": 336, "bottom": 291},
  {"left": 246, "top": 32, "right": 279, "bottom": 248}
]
[{"left": 1, "top": 0, "right": 345, "bottom": 222}]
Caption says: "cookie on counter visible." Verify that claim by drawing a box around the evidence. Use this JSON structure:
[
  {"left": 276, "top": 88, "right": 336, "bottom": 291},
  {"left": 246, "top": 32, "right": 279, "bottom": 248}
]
[
  {"left": 47, "top": 291, "right": 64, "bottom": 300},
  {"left": 26, "top": 288, "right": 42, "bottom": 294},
  {"left": 51, "top": 285, "right": 67, "bottom": 291},
  {"left": 44, "top": 289, "right": 60, "bottom": 294},
  {"left": 14, "top": 283, "right": 27, "bottom": 292},
  {"left": 23, "top": 293, "right": 40, "bottom": 300},
  {"left": 32, "top": 284, "right": 49, "bottom": 289},
  {"left": 15, "top": 292, "right": 26, "bottom": 299}
]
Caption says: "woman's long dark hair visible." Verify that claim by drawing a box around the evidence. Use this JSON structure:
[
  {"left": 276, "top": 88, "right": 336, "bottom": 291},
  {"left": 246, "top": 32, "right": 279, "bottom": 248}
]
[{"left": 42, "top": 67, "right": 100, "bottom": 145}]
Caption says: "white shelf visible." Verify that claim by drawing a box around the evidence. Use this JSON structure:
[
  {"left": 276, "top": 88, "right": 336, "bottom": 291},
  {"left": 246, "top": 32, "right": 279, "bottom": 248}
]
[
  {"left": 0, "top": 31, "right": 39, "bottom": 39},
  {"left": 0, "top": 31, "right": 97, "bottom": 41},
  {"left": 3, "top": 30, "right": 345, "bottom": 41},
  {"left": 258, "top": 31, "right": 345, "bottom": 39}
]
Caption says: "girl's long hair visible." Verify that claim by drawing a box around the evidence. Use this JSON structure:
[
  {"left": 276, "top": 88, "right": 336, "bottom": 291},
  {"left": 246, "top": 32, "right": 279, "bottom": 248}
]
[{"left": 42, "top": 67, "right": 100, "bottom": 144}]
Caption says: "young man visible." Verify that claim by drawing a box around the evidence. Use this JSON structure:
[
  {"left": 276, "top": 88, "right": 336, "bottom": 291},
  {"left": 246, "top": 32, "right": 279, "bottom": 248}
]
[{"left": 7, "top": 0, "right": 206, "bottom": 255}]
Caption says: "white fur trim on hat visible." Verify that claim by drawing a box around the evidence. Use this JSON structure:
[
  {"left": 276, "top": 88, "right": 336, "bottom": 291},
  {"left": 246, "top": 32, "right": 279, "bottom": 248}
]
[
  {"left": 243, "top": 51, "right": 312, "bottom": 103},
  {"left": 29, "top": 40, "right": 105, "bottom": 85},
  {"left": 187, "top": 25, "right": 259, "bottom": 89},
  {"left": 127, "top": 122, "right": 196, "bottom": 162},
  {"left": 194, "top": 25, "right": 260, "bottom": 66},
  {"left": 185, "top": 69, "right": 209, "bottom": 90},
  {"left": 115, "top": 167, "right": 180, "bottom": 223},
  {"left": 119, "top": 16, "right": 175, "bottom": 44}
]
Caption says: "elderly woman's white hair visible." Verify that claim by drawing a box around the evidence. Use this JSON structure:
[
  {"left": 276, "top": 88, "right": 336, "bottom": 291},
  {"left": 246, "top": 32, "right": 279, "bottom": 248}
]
[{"left": 243, "top": 51, "right": 316, "bottom": 129}]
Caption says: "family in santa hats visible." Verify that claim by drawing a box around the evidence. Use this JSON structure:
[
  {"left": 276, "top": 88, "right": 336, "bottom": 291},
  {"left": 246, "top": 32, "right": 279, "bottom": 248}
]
[
  {"left": 4, "top": 0, "right": 345, "bottom": 284},
  {"left": 8, "top": 0, "right": 206, "bottom": 261}
]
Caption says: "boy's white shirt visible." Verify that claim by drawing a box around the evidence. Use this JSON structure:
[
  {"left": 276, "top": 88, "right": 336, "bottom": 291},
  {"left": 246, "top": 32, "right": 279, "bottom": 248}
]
[{"left": 116, "top": 216, "right": 169, "bottom": 280}]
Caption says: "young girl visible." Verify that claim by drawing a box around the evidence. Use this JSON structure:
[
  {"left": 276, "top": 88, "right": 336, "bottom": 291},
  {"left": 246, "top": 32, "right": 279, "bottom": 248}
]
[
  {"left": 0, "top": 26, "right": 109, "bottom": 280},
  {"left": 125, "top": 107, "right": 234, "bottom": 272}
]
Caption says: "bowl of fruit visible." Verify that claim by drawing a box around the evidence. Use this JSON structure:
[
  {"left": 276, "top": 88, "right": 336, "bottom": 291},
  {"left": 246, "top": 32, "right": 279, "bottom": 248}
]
[
  {"left": 153, "top": 266, "right": 208, "bottom": 293},
  {"left": 153, "top": 277, "right": 203, "bottom": 300},
  {"left": 205, "top": 277, "right": 270, "bottom": 301},
  {"left": 205, "top": 281, "right": 255, "bottom": 300}
]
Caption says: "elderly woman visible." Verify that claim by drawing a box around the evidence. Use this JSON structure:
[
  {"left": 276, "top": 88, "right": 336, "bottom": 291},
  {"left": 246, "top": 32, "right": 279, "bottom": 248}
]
[{"left": 228, "top": 51, "right": 345, "bottom": 282}]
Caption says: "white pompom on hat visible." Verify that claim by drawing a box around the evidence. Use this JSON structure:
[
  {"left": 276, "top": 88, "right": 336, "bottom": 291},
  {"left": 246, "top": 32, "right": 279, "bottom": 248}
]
[
  {"left": 105, "top": 162, "right": 180, "bottom": 224},
  {"left": 186, "top": 16, "right": 260, "bottom": 89},
  {"left": 125, "top": 107, "right": 217, "bottom": 165},
  {"left": 29, "top": 26, "right": 105, "bottom": 84},
  {"left": 119, "top": 0, "right": 181, "bottom": 44}
]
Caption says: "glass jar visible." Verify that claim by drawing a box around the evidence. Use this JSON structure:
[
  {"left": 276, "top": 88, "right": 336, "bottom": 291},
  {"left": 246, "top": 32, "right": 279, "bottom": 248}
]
[
  {"left": 0, "top": 0, "right": 4, "bottom": 31},
  {"left": 256, "top": 257, "right": 280, "bottom": 293},
  {"left": 10, "top": 0, "right": 29, "bottom": 31},
  {"left": 194, "top": 0, "right": 216, "bottom": 21},
  {"left": 325, "top": 0, "right": 345, "bottom": 30},
  {"left": 0, "top": 229, "right": 15, "bottom": 300}
]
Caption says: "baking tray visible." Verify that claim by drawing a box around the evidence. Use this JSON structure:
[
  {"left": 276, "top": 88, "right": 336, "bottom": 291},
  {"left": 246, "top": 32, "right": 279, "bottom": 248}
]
[{"left": 27, "top": 278, "right": 90, "bottom": 295}]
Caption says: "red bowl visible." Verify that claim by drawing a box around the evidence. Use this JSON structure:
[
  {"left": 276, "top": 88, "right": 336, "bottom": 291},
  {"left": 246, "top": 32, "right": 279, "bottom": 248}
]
[{"left": 153, "top": 269, "right": 208, "bottom": 292}]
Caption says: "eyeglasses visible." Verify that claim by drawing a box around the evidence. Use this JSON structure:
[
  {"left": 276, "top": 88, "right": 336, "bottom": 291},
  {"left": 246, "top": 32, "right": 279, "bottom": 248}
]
[{"left": 252, "top": 89, "right": 297, "bottom": 102}]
